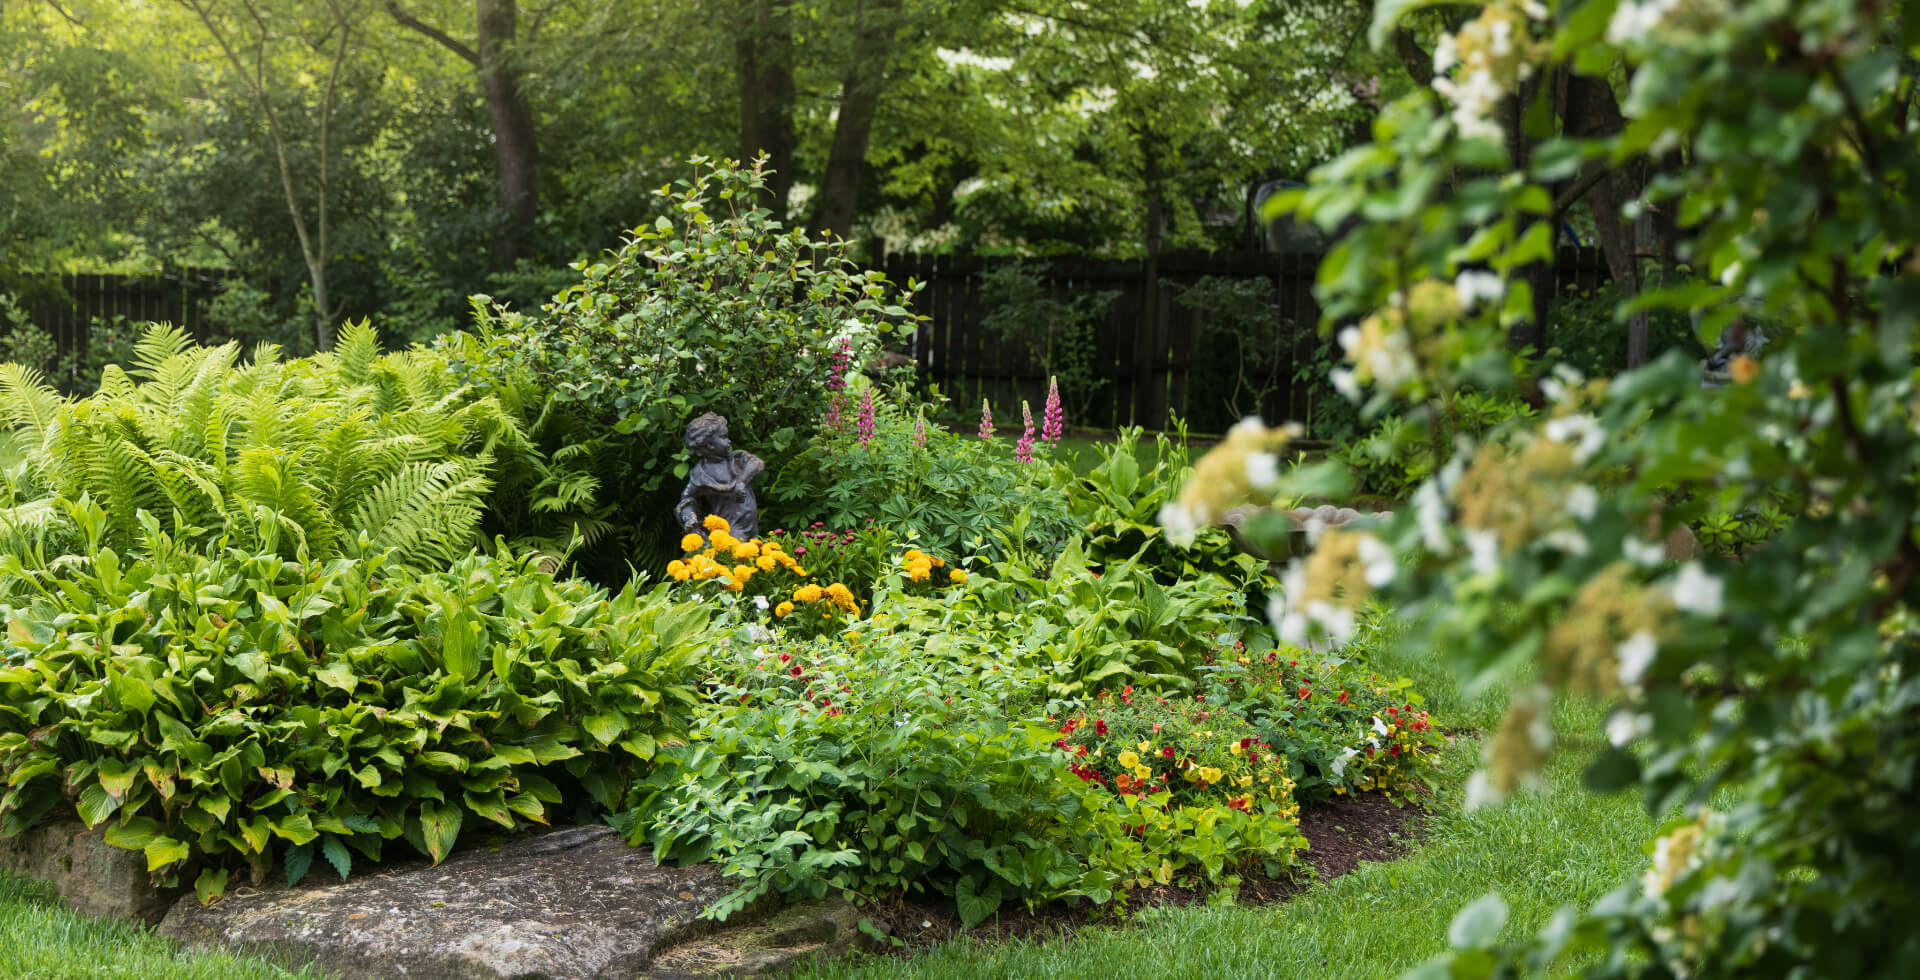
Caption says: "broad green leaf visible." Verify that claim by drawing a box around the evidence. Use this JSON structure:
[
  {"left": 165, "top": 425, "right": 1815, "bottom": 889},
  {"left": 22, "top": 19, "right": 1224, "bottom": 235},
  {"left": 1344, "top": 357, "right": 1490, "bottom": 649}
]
[
  {"left": 415, "top": 801, "right": 462, "bottom": 865},
  {"left": 321, "top": 835, "right": 352, "bottom": 880},
  {"left": 195, "top": 867, "right": 229, "bottom": 906},
  {"left": 144, "top": 836, "right": 191, "bottom": 871}
]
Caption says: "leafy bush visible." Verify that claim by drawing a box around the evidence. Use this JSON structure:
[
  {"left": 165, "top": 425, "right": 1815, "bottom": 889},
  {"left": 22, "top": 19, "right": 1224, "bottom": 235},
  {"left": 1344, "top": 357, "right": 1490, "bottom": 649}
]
[
  {"left": 1544, "top": 280, "right": 1706, "bottom": 380},
  {"left": 1332, "top": 391, "right": 1538, "bottom": 502},
  {"left": 453, "top": 157, "right": 920, "bottom": 544},
  {"left": 0, "top": 322, "right": 522, "bottom": 571},
  {"left": 765, "top": 383, "right": 1079, "bottom": 564},
  {"left": 624, "top": 615, "right": 1306, "bottom": 927},
  {"left": 976, "top": 262, "right": 1114, "bottom": 424},
  {"left": 1061, "top": 426, "right": 1267, "bottom": 588},
  {"left": 1175, "top": 276, "right": 1301, "bottom": 433},
  {"left": 0, "top": 541, "right": 706, "bottom": 902}
]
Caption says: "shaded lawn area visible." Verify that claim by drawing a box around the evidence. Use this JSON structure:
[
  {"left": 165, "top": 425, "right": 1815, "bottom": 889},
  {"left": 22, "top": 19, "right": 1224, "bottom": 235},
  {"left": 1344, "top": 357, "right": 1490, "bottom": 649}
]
[{"left": 0, "top": 873, "right": 317, "bottom": 980}]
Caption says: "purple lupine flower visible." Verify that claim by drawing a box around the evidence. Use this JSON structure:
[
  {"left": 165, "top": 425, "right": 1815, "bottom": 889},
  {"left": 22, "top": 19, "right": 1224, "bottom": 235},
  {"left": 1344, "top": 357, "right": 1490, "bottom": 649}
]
[
  {"left": 913, "top": 414, "right": 927, "bottom": 447},
  {"left": 1016, "top": 401, "right": 1035, "bottom": 464},
  {"left": 827, "top": 337, "right": 853, "bottom": 391},
  {"left": 825, "top": 392, "right": 843, "bottom": 431},
  {"left": 857, "top": 388, "right": 876, "bottom": 447},
  {"left": 978, "top": 400, "right": 994, "bottom": 439},
  {"left": 1042, "top": 376, "right": 1064, "bottom": 447}
]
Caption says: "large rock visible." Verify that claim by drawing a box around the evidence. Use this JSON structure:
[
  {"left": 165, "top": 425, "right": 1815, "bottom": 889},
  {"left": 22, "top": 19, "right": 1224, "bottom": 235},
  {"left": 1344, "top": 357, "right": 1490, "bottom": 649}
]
[
  {"left": 0, "top": 819, "right": 181, "bottom": 925},
  {"left": 159, "top": 825, "right": 865, "bottom": 979}
]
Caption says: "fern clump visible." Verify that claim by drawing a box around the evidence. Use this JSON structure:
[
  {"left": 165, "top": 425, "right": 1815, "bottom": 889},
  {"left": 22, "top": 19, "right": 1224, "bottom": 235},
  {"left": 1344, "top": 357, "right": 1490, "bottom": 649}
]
[{"left": 0, "top": 321, "right": 523, "bottom": 570}]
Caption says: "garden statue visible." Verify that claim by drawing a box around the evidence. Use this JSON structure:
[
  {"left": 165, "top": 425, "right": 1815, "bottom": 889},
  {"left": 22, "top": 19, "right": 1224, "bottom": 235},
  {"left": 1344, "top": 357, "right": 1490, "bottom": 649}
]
[
  {"left": 675, "top": 412, "right": 764, "bottom": 542},
  {"left": 1702, "top": 318, "right": 1767, "bottom": 387}
]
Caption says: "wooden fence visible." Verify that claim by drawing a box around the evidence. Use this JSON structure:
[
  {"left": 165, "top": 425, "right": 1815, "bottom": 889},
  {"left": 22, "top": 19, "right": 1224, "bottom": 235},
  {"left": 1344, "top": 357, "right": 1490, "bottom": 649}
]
[
  {"left": 8, "top": 270, "right": 233, "bottom": 353},
  {"left": 882, "top": 248, "right": 1613, "bottom": 433}
]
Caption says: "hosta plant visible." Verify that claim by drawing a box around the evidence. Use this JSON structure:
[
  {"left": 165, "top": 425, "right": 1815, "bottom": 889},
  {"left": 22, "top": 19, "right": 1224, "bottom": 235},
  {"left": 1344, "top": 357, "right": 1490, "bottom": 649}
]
[{"left": 0, "top": 532, "right": 706, "bottom": 902}]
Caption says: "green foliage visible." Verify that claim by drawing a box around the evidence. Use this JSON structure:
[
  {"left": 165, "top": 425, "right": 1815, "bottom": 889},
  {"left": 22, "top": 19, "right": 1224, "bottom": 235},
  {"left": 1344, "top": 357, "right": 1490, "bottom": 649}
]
[
  {"left": 0, "top": 322, "right": 523, "bottom": 571},
  {"left": 1061, "top": 426, "right": 1265, "bottom": 586},
  {"left": 0, "top": 298, "right": 58, "bottom": 379},
  {"left": 765, "top": 384, "right": 1079, "bottom": 564},
  {"left": 1544, "top": 280, "right": 1706, "bottom": 380},
  {"left": 623, "top": 609, "right": 1305, "bottom": 927},
  {"left": 0, "top": 544, "right": 705, "bottom": 899},
  {"left": 1175, "top": 276, "right": 1300, "bottom": 433},
  {"left": 975, "top": 263, "right": 1113, "bottom": 422},
  {"left": 456, "top": 158, "right": 920, "bottom": 520},
  {"left": 1332, "top": 392, "right": 1538, "bottom": 503},
  {"left": 1249, "top": 2, "right": 1920, "bottom": 977}
]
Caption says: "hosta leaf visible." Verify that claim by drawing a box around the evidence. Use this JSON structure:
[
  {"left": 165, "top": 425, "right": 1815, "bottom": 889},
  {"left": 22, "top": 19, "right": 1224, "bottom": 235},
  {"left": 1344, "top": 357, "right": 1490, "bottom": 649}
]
[
  {"left": 195, "top": 867, "right": 229, "bottom": 906},
  {"left": 315, "top": 662, "right": 357, "bottom": 694},
  {"left": 237, "top": 815, "right": 271, "bottom": 854},
  {"left": 144, "top": 836, "right": 190, "bottom": 871},
  {"left": 504, "top": 792, "right": 547, "bottom": 824},
  {"left": 321, "top": 835, "right": 352, "bottom": 880},
  {"left": 463, "top": 789, "right": 515, "bottom": 829},
  {"left": 417, "top": 751, "right": 469, "bottom": 773},
  {"left": 582, "top": 712, "right": 625, "bottom": 745},
  {"left": 272, "top": 813, "right": 319, "bottom": 846},
  {"left": 413, "top": 801, "right": 462, "bottom": 864},
  {"left": 284, "top": 841, "right": 315, "bottom": 886},
  {"left": 76, "top": 782, "right": 121, "bottom": 827},
  {"left": 110, "top": 669, "right": 154, "bottom": 715},
  {"left": 103, "top": 816, "right": 163, "bottom": 851}
]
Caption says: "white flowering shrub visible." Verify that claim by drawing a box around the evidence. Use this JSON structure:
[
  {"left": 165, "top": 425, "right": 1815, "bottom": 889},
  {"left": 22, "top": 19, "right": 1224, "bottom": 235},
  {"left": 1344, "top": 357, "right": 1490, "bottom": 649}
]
[{"left": 1169, "top": 1, "right": 1920, "bottom": 976}]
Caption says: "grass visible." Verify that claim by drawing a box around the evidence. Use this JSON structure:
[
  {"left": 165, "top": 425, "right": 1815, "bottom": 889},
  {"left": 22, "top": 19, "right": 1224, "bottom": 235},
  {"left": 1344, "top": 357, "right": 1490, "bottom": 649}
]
[
  {"left": 800, "top": 632, "right": 1671, "bottom": 980},
  {"left": 0, "top": 873, "right": 316, "bottom": 980},
  {"left": 0, "top": 624, "right": 1684, "bottom": 980}
]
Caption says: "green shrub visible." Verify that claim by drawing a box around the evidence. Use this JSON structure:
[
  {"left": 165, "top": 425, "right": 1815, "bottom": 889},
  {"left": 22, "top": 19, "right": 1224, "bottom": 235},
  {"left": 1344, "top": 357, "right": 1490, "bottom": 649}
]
[
  {"left": 0, "top": 541, "right": 706, "bottom": 901},
  {"left": 1061, "top": 426, "right": 1266, "bottom": 587},
  {"left": 0, "top": 322, "right": 523, "bottom": 571},
  {"left": 623, "top": 619, "right": 1305, "bottom": 927},
  {"left": 453, "top": 157, "right": 921, "bottom": 556},
  {"left": 1542, "top": 280, "right": 1706, "bottom": 380},
  {"left": 765, "top": 383, "right": 1079, "bottom": 564},
  {"left": 976, "top": 263, "right": 1114, "bottom": 424}
]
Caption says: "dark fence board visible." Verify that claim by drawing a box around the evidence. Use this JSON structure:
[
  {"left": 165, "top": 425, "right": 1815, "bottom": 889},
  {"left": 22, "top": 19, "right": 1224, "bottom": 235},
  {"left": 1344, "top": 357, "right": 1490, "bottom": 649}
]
[
  {"left": 881, "top": 247, "right": 1612, "bottom": 434},
  {"left": 10, "top": 270, "right": 233, "bottom": 358}
]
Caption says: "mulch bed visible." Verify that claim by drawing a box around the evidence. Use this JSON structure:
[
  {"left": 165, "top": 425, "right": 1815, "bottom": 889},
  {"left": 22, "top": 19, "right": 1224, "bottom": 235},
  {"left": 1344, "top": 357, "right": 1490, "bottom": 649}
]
[{"left": 859, "top": 790, "right": 1427, "bottom": 954}]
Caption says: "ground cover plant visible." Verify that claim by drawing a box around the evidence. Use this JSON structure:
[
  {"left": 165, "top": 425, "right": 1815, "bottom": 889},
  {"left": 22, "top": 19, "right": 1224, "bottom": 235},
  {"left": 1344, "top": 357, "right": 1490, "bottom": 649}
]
[{"left": 0, "top": 542, "right": 709, "bottom": 902}]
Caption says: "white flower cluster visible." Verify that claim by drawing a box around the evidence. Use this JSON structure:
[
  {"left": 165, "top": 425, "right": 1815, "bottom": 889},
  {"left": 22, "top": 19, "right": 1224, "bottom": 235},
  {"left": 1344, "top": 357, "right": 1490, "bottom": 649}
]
[
  {"left": 1606, "top": 0, "right": 1682, "bottom": 45},
  {"left": 1430, "top": 1, "right": 1546, "bottom": 143}
]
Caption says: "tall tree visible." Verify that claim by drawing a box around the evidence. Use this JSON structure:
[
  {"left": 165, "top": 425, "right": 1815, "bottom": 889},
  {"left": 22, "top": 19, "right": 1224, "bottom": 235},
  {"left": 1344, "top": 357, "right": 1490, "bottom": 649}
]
[
  {"left": 734, "top": 0, "right": 795, "bottom": 222},
  {"left": 384, "top": 0, "right": 540, "bottom": 269},
  {"left": 175, "top": 0, "right": 366, "bottom": 351},
  {"left": 805, "top": 0, "right": 903, "bottom": 241}
]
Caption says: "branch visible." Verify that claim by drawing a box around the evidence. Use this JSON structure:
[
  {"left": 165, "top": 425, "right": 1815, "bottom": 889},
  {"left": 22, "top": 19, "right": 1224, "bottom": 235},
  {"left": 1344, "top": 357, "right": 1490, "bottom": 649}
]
[
  {"left": 1391, "top": 27, "right": 1433, "bottom": 88},
  {"left": 383, "top": 0, "right": 480, "bottom": 66},
  {"left": 1551, "top": 165, "right": 1610, "bottom": 223},
  {"left": 40, "top": 0, "right": 85, "bottom": 26}
]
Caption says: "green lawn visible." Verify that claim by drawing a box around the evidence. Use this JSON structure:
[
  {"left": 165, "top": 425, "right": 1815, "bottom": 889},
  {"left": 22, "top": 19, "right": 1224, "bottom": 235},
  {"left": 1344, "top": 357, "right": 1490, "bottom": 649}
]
[{"left": 0, "top": 632, "right": 1677, "bottom": 980}]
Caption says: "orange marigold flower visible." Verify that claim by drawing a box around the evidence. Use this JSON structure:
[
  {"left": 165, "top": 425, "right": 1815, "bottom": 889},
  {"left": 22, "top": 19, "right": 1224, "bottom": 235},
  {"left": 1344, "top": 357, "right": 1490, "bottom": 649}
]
[
  {"left": 680, "top": 533, "right": 705, "bottom": 553},
  {"left": 756, "top": 555, "right": 777, "bottom": 571},
  {"left": 775, "top": 601, "right": 794, "bottom": 617},
  {"left": 703, "top": 515, "right": 730, "bottom": 533},
  {"left": 794, "top": 584, "right": 825, "bottom": 604},
  {"left": 949, "top": 569, "right": 968, "bottom": 584}
]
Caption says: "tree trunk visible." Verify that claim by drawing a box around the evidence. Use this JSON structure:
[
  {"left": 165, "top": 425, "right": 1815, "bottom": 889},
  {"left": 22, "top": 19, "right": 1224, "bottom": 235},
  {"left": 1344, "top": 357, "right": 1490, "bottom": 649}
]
[
  {"left": 735, "top": 0, "right": 794, "bottom": 223},
  {"left": 806, "top": 0, "right": 900, "bottom": 243},
  {"left": 1564, "top": 73, "right": 1649, "bottom": 367},
  {"left": 477, "top": 0, "right": 538, "bottom": 269}
]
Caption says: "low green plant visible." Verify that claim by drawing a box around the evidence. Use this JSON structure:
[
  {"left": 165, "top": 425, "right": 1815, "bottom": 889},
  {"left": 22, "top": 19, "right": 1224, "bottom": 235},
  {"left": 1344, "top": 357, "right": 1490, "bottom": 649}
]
[
  {"left": 1176, "top": 276, "right": 1300, "bottom": 433},
  {"left": 1543, "top": 280, "right": 1706, "bottom": 380},
  {"left": 1332, "top": 391, "right": 1537, "bottom": 502},
  {"left": 0, "top": 322, "right": 525, "bottom": 571},
  {"left": 0, "top": 537, "right": 706, "bottom": 902},
  {"left": 1061, "top": 425, "right": 1266, "bottom": 588},
  {"left": 766, "top": 383, "right": 1079, "bottom": 564}
]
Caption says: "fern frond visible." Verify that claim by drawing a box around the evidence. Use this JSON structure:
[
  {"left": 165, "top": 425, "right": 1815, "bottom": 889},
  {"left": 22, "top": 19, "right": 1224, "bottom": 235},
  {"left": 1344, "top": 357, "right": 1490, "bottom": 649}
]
[{"left": 0, "top": 363, "right": 63, "bottom": 441}]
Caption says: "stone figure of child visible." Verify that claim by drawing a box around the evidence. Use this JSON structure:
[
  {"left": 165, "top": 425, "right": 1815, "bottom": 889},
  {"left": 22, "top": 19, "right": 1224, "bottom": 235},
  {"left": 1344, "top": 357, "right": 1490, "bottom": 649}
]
[{"left": 674, "top": 412, "right": 764, "bottom": 542}]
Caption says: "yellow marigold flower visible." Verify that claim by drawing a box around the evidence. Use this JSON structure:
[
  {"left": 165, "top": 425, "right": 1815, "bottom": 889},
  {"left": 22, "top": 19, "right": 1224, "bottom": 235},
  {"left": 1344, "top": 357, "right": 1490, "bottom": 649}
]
[
  {"left": 1118, "top": 751, "right": 1141, "bottom": 769},
  {"left": 756, "top": 555, "right": 777, "bottom": 571},
  {"left": 948, "top": 569, "right": 968, "bottom": 584},
  {"left": 826, "top": 583, "right": 854, "bottom": 603},
  {"left": 733, "top": 541, "right": 760, "bottom": 560},
  {"left": 680, "top": 533, "right": 705, "bottom": 553},
  {"left": 666, "top": 560, "right": 686, "bottom": 576},
  {"left": 932, "top": 556, "right": 945, "bottom": 567},
  {"left": 669, "top": 567, "right": 691, "bottom": 582},
  {"left": 794, "top": 584, "right": 824, "bottom": 604},
  {"left": 775, "top": 601, "right": 794, "bottom": 618},
  {"left": 703, "top": 515, "right": 730, "bottom": 533},
  {"left": 908, "top": 564, "right": 931, "bottom": 583},
  {"left": 903, "top": 548, "right": 926, "bottom": 562},
  {"left": 723, "top": 577, "right": 744, "bottom": 592},
  {"left": 733, "top": 563, "right": 755, "bottom": 580},
  {"left": 709, "top": 530, "right": 738, "bottom": 552}
]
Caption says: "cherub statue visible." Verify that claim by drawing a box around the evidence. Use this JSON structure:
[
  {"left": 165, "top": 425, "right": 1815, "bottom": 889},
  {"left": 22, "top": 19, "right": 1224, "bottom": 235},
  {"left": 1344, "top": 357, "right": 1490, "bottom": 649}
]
[{"left": 674, "top": 412, "right": 764, "bottom": 542}]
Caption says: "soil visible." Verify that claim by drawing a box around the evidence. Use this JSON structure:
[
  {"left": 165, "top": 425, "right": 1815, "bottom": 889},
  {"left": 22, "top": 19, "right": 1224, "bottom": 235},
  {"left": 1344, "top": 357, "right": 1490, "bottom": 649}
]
[{"left": 857, "top": 790, "right": 1427, "bottom": 956}]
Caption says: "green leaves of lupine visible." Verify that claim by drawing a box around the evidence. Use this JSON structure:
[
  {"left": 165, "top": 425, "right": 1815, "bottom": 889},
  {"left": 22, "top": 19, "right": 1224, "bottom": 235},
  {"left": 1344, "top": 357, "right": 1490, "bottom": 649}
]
[{"left": 0, "top": 546, "right": 704, "bottom": 902}]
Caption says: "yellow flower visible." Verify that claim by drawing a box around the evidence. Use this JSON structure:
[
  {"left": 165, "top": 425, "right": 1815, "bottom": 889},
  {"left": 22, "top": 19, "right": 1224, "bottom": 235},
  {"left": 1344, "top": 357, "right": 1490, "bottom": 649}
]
[
  {"left": 680, "top": 533, "right": 705, "bottom": 553},
  {"left": 794, "top": 584, "right": 825, "bottom": 604},
  {"left": 756, "top": 555, "right": 777, "bottom": 571},
  {"left": 732, "top": 564, "right": 755, "bottom": 584},
  {"left": 775, "top": 601, "right": 794, "bottom": 618},
  {"left": 669, "top": 567, "right": 691, "bottom": 582},
  {"left": 1199, "top": 766, "right": 1223, "bottom": 784},
  {"left": 709, "top": 530, "right": 738, "bottom": 552},
  {"left": 1118, "top": 751, "right": 1141, "bottom": 769},
  {"left": 949, "top": 569, "right": 968, "bottom": 584},
  {"left": 703, "top": 515, "right": 730, "bottom": 533},
  {"left": 1133, "top": 765, "right": 1152, "bottom": 781},
  {"left": 1137, "top": 740, "right": 1152, "bottom": 753},
  {"left": 903, "top": 548, "right": 927, "bottom": 562},
  {"left": 932, "top": 557, "right": 945, "bottom": 567},
  {"left": 908, "top": 563, "right": 931, "bottom": 582},
  {"left": 1229, "top": 742, "right": 1243, "bottom": 756},
  {"left": 733, "top": 541, "right": 760, "bottom": 560},
  {"left": 666, "top": 560, "right": 685, "bottom": 576}
]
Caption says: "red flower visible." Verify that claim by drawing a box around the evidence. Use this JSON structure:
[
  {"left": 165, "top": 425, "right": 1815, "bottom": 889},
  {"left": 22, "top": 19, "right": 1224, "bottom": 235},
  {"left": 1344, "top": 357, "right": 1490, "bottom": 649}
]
[
  {"left": 789, "top": 665, "right": 803, "bottom": 677},
  {"left": 1390, "top": 745, "right": 1402, "bottom": 756},
  {"left": 1094, "top": 719, "right": 1108, "bottom": 736},
  {"left": 1299, "top": 686, "right": 1312, "bottom": 699},
  {"left": 1227, "top": 796, "right": 1251, "bottom": 812},
  {"left": 1162, "top": 746, "right": 1175, "bottom": 758},
  {"left": 779, "top": 652, "right": 791, "bottom": 663},
  {"left": 1338, "top": 690, "right": 1350, "bottom": 704}
]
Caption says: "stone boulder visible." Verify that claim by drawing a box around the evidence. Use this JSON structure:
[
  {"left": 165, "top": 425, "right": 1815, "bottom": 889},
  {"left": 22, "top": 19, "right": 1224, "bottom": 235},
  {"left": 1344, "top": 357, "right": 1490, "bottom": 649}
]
[
  {"left": 159, "top": 825, "right": 865, "bottom": 979},
  {"left": 0, "top": 819, "right": 182, "bottom": 925}
]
